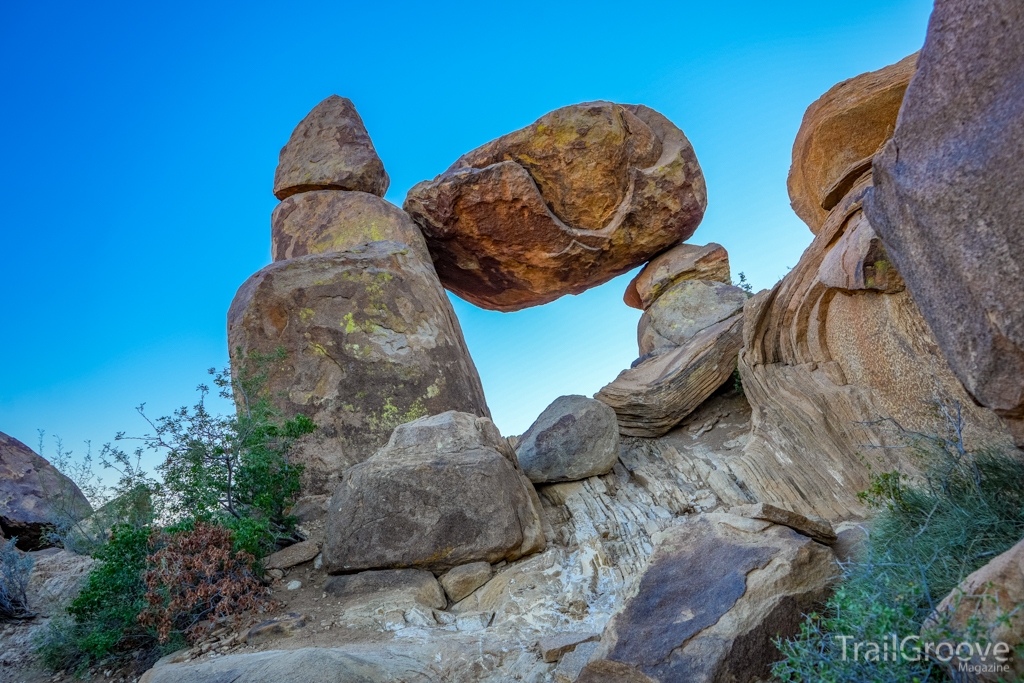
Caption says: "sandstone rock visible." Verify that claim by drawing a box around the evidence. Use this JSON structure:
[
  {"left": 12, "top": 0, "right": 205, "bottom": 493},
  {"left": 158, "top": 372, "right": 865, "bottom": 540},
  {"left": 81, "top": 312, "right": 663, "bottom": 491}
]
[
  {"left": 25, "top": 548, "right": 95, "bottom": 616},
  {"left": 271, "top": 191, "right": 428, "bottom": 263},
  {"left": 273, "top": 96, "right": 388, "bottom": 200},
  {"left": 817, "top": 211, "right": 904, "bottom": 293},
  {"left": 728, "top": 502, "right": 836, "bottom": 545},
  {"left": 735, "top": 172, "right": 1013, "bottom": 521},
  {"left": 324, "top": 569, "right": 446, "bottom": 610},
  {"left": 515, "top": 395, "right": 620, "bottom": 484},
  {"left": 404, "top": 102, "right": 706, "bottom": 311},
  {"left": 637, "top": 280, "right": 747, "bottom": 356},
  {"left": 624, "top": 242, "right": 731, "bottom": 310},
  {"left": 554, "top": 641, "right": 601, "bottom": 682},
  {"left": 0, "top": 432, "right": 92, "bottom": 550},
  {"left": 596, "top": 314, "right": 743, "bottom": 437},
  {"left": 578, "top": 513, "right": 838, "bottom": 683},
  {"left": 227, "top": 242, "right": 490, "bottom": 487},
  {"left": 865, "top": 0, "right": 1024, "bottom": 432},
  {"left": 788, "top": 53, "right": 916, "bottom": 233},
  {"left": 439, "top": 562, "right": 492, "bottom": 603},
  {"left": 245, "top": 613, "right": 307, "bottom": 646},
  {"left": 923, "top": 537, "right": 1024, "bottom": 681},
  {"left": 323, "top": 412, "right": 544, "bottom": 573},
  {"left": 539, "top": 631, "right": 601, "bottom": 663},
  {"left": 265, "top": 540, "right": 320, "bottom": 570},
  {"left": 456, "top": 611, "right": 495, "bottom": 632}
]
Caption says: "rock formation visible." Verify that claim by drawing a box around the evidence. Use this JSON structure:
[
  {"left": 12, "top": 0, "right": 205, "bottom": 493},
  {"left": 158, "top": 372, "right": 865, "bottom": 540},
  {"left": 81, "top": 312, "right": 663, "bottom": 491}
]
[
  {"left": 273, "top": 95, "right": 389, "bottom": 199},
  {"left": 865, "top": 0, "right": 1024, "bottom": 443},
  {"left": 637, "top": 279, "right": 746, "bottom": 356},
  {"left": 323, "top": 412, "right": 544, "bottom": 573},
  {"left": 0, "top": 432, "right": 92, "bottom": 550},
  {"left": 623, "top": 242, "right": 731, "bottom": 310},
  {"left": 404, "top": 102, "right": 707, "bottom": 311},
  {"left": 515, "top": 395, "right": 620, "bottom": 483}
]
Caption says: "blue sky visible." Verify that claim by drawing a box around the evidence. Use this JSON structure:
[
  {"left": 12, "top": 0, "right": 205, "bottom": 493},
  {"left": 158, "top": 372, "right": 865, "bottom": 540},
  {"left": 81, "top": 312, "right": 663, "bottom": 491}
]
[{"left": 0, "top": 0, "right": 932, "bottom": 473}]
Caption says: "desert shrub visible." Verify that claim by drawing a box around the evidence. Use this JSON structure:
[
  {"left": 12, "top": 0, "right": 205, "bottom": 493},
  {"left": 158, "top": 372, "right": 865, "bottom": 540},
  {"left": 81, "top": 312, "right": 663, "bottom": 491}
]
[
  {"left": 138, "top": 522, "right": 270, "bottom": 644},
  {"left": 0, "top": 537, "right": 35, "bottom": 620},
  {"left": 773, "top": 402, "right": 1024, "bottom": 682}
]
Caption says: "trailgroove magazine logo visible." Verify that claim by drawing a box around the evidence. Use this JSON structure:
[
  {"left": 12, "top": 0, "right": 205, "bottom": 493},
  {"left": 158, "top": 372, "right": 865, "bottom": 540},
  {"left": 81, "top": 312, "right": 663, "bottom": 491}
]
[{"left": 838, "top": 635, "right": 1013, "bottom": 675}]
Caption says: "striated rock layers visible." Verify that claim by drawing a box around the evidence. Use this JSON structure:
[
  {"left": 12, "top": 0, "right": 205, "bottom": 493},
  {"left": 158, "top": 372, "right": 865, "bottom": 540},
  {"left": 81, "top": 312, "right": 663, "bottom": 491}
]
[
  {"left": 404, "top": 101, "right": 706, "bottom": 311},
  {"left": 865, "top": 0, "right": 1024, "bottom": 442},
  {"left": 0, "top": 432, "right": 92, "bottom": 550}
]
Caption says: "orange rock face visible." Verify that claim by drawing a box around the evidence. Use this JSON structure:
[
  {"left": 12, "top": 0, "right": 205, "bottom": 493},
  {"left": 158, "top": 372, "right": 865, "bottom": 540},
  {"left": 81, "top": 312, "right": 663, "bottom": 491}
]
[
  {"left": 404, "top": 102, "right": 707, "bottom": 311},
  {"left": 623, "top": 242, "right": 731, "bottom": 310},
  {"left": 787, "top": 54, "right": 916, "bottom": 234}
]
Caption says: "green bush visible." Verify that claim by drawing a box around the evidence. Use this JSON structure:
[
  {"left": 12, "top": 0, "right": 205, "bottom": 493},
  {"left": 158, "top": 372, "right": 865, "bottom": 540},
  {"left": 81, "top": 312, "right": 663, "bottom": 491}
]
[{"left": 773, "top": 405, "right": 1024, "bottom": 683}]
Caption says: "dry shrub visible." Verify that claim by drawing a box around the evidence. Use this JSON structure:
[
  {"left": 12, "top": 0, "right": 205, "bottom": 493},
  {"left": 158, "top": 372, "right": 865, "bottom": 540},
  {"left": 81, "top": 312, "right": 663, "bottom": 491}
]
[{"left": 138, "top": 522, "right": 271, "bottom": 644}]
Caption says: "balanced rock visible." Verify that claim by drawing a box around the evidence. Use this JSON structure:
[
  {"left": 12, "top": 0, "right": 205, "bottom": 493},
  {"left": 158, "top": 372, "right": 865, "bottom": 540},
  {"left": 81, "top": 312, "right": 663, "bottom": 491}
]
[
  {"left": 578, "top": 513, "right": 838, "bottom": 683},
  {"left": 273, "top": 95, "right": 389, "bottom": 199},
  {"left": 404, "top": 101, "right": 706, "bottom": 311},
  {"left": 637, "top": 279, "right": 747, "bottom": 356},
  {"left": 515, "top": 395, "right": 620, "bottom": 483},
  {"left": 271, "top": 191, "right": 428, "bottom": 263},
  {"left": 623, "top": 242, "right": 731, "bottom": 310},
  {"left": 323, "top": 412, "right": 544, "bottom": 573},
  {"left": 866, "top": 0, "right": 1024, "bottom": 437},
  {"left": 0, "top": 432, "right": 92, "bottom": 550},
  {"left": 788, "top": 53, "right": 916, "bottom": 233},
  {"left": 597, "top": 314, "right": 743, "bottom": 437},
  {"left": 227, "top": 241, "right": 490, "bottom": 488}
]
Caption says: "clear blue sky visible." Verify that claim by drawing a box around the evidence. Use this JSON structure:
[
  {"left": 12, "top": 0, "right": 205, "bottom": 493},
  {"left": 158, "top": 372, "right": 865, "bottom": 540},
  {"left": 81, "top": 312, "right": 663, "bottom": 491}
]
[{"left": 0, "top": 0, "right": 932, "bottom": 473}]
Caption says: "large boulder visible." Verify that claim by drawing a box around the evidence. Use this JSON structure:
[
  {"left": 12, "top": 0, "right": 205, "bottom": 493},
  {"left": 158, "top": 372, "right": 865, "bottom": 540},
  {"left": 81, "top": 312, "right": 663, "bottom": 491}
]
[
  {"left": 323, "top": 412, "right": 544, "bottom": 574},
  {"left": 596, "top": 314, "right": 743, "bottom": 437},
  {"left": 0, "top": 432, "right": 92, "bottom": 550},
  {"left": 515, "top": 395, "right": 620, "bottom": 484},
  {"left": 578, "top": 512, "right": 838, "bottom": 683},
  {"left": 227, "top": 242, "right": 490, "bottom": 489},
  {"left": 271, "top": 191, "right": 428, "bottom": 263},
  {"left": 273, "top": 95, "right": 389, "bottom": 200},
  {"left": 404, "top": 101, "right": 706, "bottom": 311},
  {"left": 865, "top": 0, "right": 1024, "bottom": 440},
  {"left": 788, "top": 54, "right": 916, "bottom": 233},
  {"left": 637, "top": 279, "right": 747, "bottom": 356},
  {"left": 623, "top": 242, "right": 731, "bottom": 310}
]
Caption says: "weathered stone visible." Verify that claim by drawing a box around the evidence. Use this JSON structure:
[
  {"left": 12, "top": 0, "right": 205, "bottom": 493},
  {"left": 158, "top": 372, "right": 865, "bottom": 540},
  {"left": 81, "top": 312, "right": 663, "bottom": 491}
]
[
  {"left": 578, "top": 513, "right": 838, "bottom": 683},
  {"left": 788, "top": 54, "right": 916, "bottom": 233},
  {"left": 865, "top": 0, "right": 1024, "bottom": 433},
  {"left": 324, "top": 569, "right": 447, "bottom": 611},
  {"left": 456, "top": 611, "right": 495, "bottom": 632},
  {"left": 271, "top": 191, "right": 428, "bottom": 263},
  {"left": 0, "top": 431, "right": 92, "bottom": 550},
  {"left": 596, "top": 314, "right": 743, "bottom": 437},
  {"left": 637, "top": 280, "right": 747, "bottom": 356},
  {"left": 728, "top": 502, "right": 837, "bottom": 545},
  {"left": 554, "top": 641, "right": 601, "bottom": 682},
  {"left": 25, "top": 548, "right": 95, "bottom": 616},
  {"left": 624, "top": 242, "right": 731, "bottom": 310},
  {"left": 404, "top": 102, "right": 706, "bottom": 311},
  {"left": 273, "top": 95, "right": 388, "bottom": 200},
  {"left": 324, "top": 412, "right": 544, "bottom": 573},
  {"left": 515, "top": 395, "right": 620, "bottom": 484},
  {"left": 923, "top": 537, "right": 1024, "bottom": 681},
  {"left": 817, "top": 212, "right": 904, "bottom": 293},
  {"left": 439, "top": 562, "right": 492, "bottom": 603},
  {"left": 245, "top": 613, "right": 307, "bottom": 646},
  {"left": 539, "top": 631, "right": 601, "bottom": 663},
  {"left": 227, "top": 242, "right": 490, "bottom": 488},
  {"left": 265, "top": 539, "right": 320, "bottom": 570}
]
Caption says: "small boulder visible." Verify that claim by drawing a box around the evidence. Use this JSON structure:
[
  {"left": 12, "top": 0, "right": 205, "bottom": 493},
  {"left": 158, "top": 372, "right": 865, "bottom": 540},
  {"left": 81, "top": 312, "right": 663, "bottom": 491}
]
[
  {"left": 637, "top": 280, "right": 747, "bottom": 356},
  {"left": 728, "top": 502, "right": 837, "bottom": 545},
  {"left": 273, "top": 95, "right": 389, "bottom": 199},
  {"left": 244, "top": 612, "right": 307, "bottom": 646},
  {"left": 554, "top": 641, "right": 602, "bottom": 683},
  {"left": 515, "top": 395, "right": 620, "bottom": 483},
  {"left": 624, "top": 242, "right": 731, "bottom": 310},
  {"left": 265, "top": 540, "right": 320, "bottom": 570},
  {"left": 323, "top": 412, "right": 545, "bottom": 573},
  {"left": 439, "top": 562, "right": 492, "bottom": 603},
  {"left": 324, "top": 568, "right": 446, "bottom": 611}
]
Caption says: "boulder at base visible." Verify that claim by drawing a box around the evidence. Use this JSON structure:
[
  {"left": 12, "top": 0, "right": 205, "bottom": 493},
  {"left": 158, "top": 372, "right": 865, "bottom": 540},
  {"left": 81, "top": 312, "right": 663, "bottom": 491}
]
[
  {"left": 578, "top": 512, "right": 838, "bottom": 683},
  {"left": 0, "top": 432, "right": 92, "bottom": 550},
  {"left": 227, "top": 242, "right": 490, "bottom": 491},
  {"left": 637, "top": 279, "right": 747, "bottom": 357},
  {"left": 323, "top": 412, "right": 544, "bottom": 574},
  {"left": 273, "top": 95, "right": 389, "bottom": 199},
  {"left": 515, "top": 395, "right": 620, "bottom": 484},
  {"left": 596, "top": 314, "right": 743, "bottom": 437},
  {"left": 404, "top": 101, "right": 706, "bottom": 311}
]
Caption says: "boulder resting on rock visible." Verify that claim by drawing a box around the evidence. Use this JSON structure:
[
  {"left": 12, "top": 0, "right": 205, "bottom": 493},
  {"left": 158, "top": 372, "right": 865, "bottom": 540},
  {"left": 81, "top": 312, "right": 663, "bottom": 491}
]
[
  {"left": 515, "top": 395, "right": 620, "bottom": 483},
  {"left": 637, "top": 279, "right": 746, "bottom": 357},
  {"left": 623, "top": 242, "right": 731, "bottom": 310}
]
